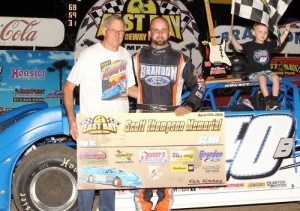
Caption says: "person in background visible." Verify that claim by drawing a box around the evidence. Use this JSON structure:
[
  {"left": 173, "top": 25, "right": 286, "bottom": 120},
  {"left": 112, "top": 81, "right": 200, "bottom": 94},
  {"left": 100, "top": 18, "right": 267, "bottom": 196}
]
[
  {"left": 132, "top": 16, "right": 205, "bottom": 211},
  {"left": 63, "top": 14, "right": 137, "bottom": 211},
  {"left": 229, "top": 22, "right": 291, "bottom": 110}
]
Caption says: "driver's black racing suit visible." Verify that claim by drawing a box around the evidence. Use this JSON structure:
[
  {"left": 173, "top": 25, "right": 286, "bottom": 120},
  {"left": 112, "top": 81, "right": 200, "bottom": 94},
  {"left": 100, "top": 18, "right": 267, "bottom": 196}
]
[{"left": 132, "top": 45, "right": 205, "bottom": 210}]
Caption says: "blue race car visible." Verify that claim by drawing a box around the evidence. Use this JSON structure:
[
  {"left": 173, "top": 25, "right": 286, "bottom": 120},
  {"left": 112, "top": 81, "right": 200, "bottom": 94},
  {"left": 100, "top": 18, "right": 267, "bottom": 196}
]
[
  {"left": 1, "top": 77, "right": 300, "bottom": 211},
  {"left": 79, "top": 166, "right": 143, "bottom": 188}
]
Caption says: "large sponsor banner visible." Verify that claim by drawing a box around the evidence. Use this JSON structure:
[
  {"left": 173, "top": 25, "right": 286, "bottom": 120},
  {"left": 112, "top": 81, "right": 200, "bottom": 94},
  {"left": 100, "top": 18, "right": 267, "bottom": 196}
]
[
  {"left": 75, "top": 0, "right": 202, "bottom": 71},
  {"left": 105, "top": 111, "right": 300, "bottom": 210},
  {"left": 77, "top": 112, "right": 226, "bottom": 190},
  {"left": 0, "top": 50, "right": 73, "bottom": 112},
  {"left": 215, "top": 25, "right": 300, "bottom": 54}
]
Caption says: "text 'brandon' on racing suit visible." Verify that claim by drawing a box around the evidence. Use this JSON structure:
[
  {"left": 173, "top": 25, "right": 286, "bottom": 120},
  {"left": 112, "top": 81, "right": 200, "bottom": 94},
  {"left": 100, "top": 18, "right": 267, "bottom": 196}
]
[{"left": 132, "top": 45, "right": 206, "bottom": 211}]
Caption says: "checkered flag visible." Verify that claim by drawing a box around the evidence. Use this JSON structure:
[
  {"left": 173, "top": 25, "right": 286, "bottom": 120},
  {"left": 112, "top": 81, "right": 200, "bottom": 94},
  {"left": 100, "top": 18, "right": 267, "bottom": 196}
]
[
  {"left": 80, "top": 117, "right": 93, "bottom": 127},
  {"left": 77, "top": 0, "right": 124, "bottom": 42},
  {"left": 107, "top": 117, "right": 121, "bottom": 127},
  {"left": 231, "top": 0, "right": 293, "bottom": 37},
  {"left": 160, "top": 2, "right": 199, "bottom": 40}
]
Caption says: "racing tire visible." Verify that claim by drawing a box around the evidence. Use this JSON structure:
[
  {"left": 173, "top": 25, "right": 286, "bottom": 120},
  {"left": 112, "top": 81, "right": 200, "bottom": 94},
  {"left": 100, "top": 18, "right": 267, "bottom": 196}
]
[
  {"left": 113, "top": 177, "right": 122, "bottom": 188},
  {"left": 12, "top": 144, "right": 78, "bottom": 211}
]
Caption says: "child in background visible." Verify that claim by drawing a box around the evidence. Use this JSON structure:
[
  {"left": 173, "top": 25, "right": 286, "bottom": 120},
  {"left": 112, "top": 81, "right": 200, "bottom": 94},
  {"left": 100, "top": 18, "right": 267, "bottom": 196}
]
[{"left": 229, "top": 22, "right": 291, "bottom": 110}]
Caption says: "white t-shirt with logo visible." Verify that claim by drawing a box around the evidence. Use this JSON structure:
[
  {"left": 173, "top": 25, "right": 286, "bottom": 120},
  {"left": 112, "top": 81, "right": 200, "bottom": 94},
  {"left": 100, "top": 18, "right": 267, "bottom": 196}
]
[{"left": 67, "top": 43, "right": 135, "bottom": 114}]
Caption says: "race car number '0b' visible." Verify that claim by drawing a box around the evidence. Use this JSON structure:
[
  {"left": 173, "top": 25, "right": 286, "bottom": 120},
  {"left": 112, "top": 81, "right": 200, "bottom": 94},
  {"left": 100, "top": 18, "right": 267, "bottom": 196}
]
[{"left": 225, "top": 114, "right": 294, "bottom": 179}]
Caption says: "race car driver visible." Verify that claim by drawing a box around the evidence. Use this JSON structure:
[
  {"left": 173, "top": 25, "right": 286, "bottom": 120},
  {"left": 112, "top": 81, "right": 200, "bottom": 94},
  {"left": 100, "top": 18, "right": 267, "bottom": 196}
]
[{"left": 132, "top": 16, "right": 205, "bottom": 211}]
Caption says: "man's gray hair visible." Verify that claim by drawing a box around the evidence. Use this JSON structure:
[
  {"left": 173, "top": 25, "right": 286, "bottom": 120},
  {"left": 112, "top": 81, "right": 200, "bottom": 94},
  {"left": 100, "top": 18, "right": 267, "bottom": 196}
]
[{"left": 103, "top": 15, "right": 124, "bottom": 27}]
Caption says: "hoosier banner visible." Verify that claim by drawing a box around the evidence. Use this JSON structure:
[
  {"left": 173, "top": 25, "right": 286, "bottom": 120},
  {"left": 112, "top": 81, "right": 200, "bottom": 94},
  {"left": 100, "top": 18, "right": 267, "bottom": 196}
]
[{"left": 77, "top": 112, "right": 226, "bottom": 190}]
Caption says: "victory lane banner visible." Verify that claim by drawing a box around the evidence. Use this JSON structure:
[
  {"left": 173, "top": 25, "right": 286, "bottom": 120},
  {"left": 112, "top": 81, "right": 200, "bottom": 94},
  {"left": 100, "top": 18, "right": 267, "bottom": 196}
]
[{"left": 77, "top": 112, "right": 226, "bottom": 190}]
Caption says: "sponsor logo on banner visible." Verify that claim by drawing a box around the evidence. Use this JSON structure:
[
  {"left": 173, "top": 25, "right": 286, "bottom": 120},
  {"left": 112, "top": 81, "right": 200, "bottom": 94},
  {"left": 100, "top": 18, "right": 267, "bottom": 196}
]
[
  {"left": 0, "top": 17, "right": 64, "bottom": 47},
  {"left": 224, "top": 183, "right": 245, "bottom": 190},
  {"left": 10, "top": 67, "right": 46, "bottom": 80},
  {"left": 202, "top": 165, "right": 221, "bottom": 173},
  {"left": 171, "top": 164, "right": 194, "bottom": 172},
  {"left": 79, "top": 115, "right": 121, "bottom": 134},
  {"left": 79, "top": 149, "right": 107, "bottom": 164},
  {"left": 115, "top": 150, "right": 134, "bottom": 164},
  {"left": 75, "top": 0, "right": 202, "bottom": 70},
  {"left": 267, "top": 180, "right": 287, "bottom": 188},
  {"left": 199, "top": 150, "right": 223, "bottom": 162},
  {"left": 13, "top": 88, "right": 46, "bottom": 102},
  {"left": 139, "top": 150, "right": 167, "bottom": 163},
  {"left": 146, "top": 166, "right": 163, "bottom": 180},
  {"left": 14, "top": 88, "right": 45, "bottom": 96},
  {"left": 170, "top": 150, "right": 194, "bottom": 162},
  {"left": 246, "top": 182, "right": 266, "bottom": 189},
  {"left": 46, "top": 90, "right": 63, "bottom": 99}
]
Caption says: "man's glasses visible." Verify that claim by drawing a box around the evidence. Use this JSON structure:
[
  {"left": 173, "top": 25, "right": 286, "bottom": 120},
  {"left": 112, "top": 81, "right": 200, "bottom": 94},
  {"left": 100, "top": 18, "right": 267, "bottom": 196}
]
[{"left": 106, "top": 27, "right": 125, "bottom": 35}]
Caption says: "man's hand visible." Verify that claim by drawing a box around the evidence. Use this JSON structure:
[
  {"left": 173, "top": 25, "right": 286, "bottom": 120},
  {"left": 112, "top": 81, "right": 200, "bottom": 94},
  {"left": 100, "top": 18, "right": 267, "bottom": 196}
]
[
  {"left": 175, "top": 106, "right": 192, "bottom": 116},
  {"left": 69, "top": 120, "right": 78, "bottom": 141}
]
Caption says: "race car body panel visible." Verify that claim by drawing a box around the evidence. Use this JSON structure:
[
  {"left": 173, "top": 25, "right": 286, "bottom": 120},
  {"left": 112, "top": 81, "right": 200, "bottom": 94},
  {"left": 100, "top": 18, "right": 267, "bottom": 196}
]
[{"left": 0, "top": 103, "right": 78, "bottom": 211}]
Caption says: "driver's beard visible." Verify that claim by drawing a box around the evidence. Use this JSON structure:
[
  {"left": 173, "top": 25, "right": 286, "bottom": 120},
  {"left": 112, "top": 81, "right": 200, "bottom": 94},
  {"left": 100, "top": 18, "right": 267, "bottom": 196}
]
[{"left": 152, "top": 39, "right": 168, "bottom": 46}]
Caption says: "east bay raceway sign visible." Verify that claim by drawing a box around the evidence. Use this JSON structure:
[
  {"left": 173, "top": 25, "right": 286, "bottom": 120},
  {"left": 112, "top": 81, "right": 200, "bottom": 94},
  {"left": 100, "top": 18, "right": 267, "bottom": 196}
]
[
  {"left": 75, "top": 0, "right": 201, "bottom": 69},
  {"left": 76, "top": 110, "right": 300, "bottom": 210}
]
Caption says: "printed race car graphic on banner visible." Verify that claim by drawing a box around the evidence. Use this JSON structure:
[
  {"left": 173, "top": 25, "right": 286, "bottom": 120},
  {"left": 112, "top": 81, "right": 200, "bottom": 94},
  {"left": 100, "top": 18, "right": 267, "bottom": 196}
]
[
  {"left": 79, "top": 166, "right": 143, "bottom": 187},
  {"left": 75, "top": 0, "right": 202, "bottom": 71},
  {"left": 76, "top": 112, "right": 226, "bottom": 190}
]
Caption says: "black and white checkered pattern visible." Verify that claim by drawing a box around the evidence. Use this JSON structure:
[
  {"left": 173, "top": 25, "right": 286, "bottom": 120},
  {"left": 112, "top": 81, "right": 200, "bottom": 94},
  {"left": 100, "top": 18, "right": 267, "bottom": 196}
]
[
  {"left": 77, "top": 0, "right": 200, "bottom": 43},
  {"left": 231, "top": 0, "right": 292, "bottom": 37},
  {"left": 80, "top": 116, "right": 121, "bottom": 127},
  {"left": 160, "top": 2, "right": 199, "bottom": 39},
  {"left": 107, "top": 117, "right": 121, "bottom": 127},
  {"left": 77, "top": 0, "right": 124, "bottom": 42},
  {"left": 80, "top": 117, "right": 93, "bottom": 127}
]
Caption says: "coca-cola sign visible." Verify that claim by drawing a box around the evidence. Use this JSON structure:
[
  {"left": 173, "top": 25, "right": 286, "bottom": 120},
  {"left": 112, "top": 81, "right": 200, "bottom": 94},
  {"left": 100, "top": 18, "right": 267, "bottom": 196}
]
[{"left": 0, "top": 17, "right": 64, "bottom": 47}]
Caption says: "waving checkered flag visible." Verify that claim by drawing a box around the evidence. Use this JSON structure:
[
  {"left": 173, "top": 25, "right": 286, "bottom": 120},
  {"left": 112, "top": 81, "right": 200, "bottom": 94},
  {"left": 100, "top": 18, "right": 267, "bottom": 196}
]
[
  {"left": 79, "top": 117, "right": 93, "bottom": 127},
  {"left": 231, "top": 0, "right": 293, "bottom": 37},
  {"left": 107, "top": 117, "right": 121, "bottom": 127}
]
